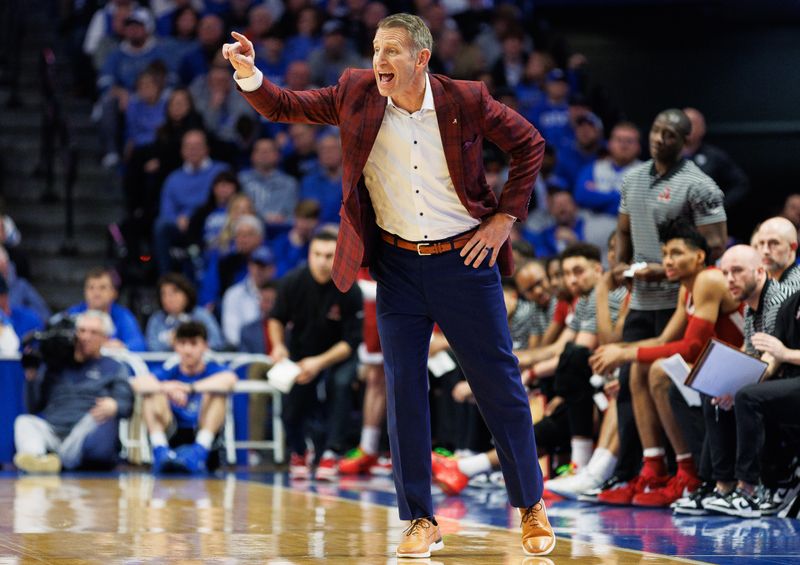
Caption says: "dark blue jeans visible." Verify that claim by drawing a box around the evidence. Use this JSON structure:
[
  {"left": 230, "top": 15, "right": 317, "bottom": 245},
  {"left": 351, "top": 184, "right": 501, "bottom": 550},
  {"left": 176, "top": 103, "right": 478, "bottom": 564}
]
[{"left": 372, "top": 240, "right": 542, "bottom": 520}]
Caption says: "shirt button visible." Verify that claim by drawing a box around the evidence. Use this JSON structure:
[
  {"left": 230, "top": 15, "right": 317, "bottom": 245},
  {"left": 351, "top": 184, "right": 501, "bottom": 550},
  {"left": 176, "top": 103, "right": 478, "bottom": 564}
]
[
  {"left": 424, "top": 235, "right": 428, "bottom": 239},
  {"left": 414, "top": 166, "right": 418, "bottom": 169},
  {"left": 415, "top": 190, "right": 420, "bottom": 193},
  {"left": 419, "top": 212, "right": 423, "bottom": 216},
  {"left": 413, "top": 141, "right": 418, "bottom": 144}
]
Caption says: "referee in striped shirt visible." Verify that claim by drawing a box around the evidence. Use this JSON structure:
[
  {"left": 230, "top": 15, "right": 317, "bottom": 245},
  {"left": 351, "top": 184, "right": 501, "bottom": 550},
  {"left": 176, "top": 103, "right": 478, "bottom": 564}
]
[{"left": 604, "top": 109, "right": 728, "bottom": 494}]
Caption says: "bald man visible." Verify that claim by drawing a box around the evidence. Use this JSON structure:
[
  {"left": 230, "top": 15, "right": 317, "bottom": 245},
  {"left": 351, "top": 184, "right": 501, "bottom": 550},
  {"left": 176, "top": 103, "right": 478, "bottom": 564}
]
[
  {"left": 753, "top": 217, "right": 800, "bottom": 292},
  {"left": 687, "top": 245, "right": 790, "bottom": 518},
  {"left": 682, "top": 108, "right": 750, "bottom": 208}
]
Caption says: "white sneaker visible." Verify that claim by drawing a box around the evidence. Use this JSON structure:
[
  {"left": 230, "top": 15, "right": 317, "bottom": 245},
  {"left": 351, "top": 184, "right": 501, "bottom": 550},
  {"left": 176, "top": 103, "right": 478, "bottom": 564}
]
[{"left": 545, "top": 469, "right": 603, "bottom": 499}]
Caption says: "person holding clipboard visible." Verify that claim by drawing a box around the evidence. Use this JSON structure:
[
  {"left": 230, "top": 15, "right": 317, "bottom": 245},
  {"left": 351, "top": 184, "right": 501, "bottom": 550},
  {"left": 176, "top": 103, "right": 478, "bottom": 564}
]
[
  {"left": 693, "top": 244, "right": 798, "bottom": 518},
  {"left": 589, "top": 219, "right": 744, "bottom": 507}
]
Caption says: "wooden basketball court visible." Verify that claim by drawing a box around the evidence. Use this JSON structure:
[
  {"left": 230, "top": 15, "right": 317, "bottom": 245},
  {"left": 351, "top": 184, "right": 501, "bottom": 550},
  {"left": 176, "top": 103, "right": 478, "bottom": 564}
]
[{"left": 0, "top": 473, "right": 712, "bottom": 564}]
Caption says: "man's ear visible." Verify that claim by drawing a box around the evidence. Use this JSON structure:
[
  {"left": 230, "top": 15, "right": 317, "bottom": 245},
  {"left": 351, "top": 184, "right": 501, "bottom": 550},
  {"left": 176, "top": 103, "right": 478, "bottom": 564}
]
[
  {"left": 791, "top": 241, "right": 798, "bottom": 251},
  {"left": 417, "top": 48, "right": 431, "bottom": 69}
]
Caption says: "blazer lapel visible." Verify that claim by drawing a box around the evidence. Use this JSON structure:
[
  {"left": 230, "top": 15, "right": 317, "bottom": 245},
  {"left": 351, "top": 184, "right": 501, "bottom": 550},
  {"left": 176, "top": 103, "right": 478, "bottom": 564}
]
[{"left": 431, "top": 76, "right": 465, "bottom": 203}]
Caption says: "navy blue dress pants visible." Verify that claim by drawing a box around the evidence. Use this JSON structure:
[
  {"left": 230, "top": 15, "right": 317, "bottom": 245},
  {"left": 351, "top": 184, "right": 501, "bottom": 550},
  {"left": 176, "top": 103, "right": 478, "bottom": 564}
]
[{"left": 372, "top": 240, "right": 543, "bottom": 520}]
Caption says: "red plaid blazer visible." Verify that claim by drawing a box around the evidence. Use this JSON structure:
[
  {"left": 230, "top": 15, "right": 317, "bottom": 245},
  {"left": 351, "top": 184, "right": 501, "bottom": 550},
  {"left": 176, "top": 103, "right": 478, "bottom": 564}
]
[{"left": 240, "top": 68, "right": 545, "bottom": 291}]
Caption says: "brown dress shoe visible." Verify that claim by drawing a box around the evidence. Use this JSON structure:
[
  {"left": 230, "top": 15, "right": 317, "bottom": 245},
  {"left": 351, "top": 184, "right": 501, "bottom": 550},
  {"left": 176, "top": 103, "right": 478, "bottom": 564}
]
[
  {"left": 520, "top": 500, "right": 556, "bottom": 556},
  {"left": 396, "top": 517, "right": 444, "bottom": 558}
]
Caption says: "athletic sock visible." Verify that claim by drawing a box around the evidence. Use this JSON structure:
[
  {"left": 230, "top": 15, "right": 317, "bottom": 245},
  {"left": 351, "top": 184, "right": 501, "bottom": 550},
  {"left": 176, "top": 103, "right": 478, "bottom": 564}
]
[
  {"left": 457, "top": 453, "right": 492, "bottom": 478},
  {"left": 570, "top": 437, "right": 594, "bottom": 468},
  {"left": 195, "top": 429, "right": 214, "bottom": 451},
  {"left": 586, "top": 447, "right": 618, "bottom": 480},
  {"left": 360, "top": 426, "right": 380, "bottom": 455},
  {"left": 641, "top": 447, "right": 667, "bottom": 477},
  {"left": 150, "top": 432, "right": 168, "bottom": 448},
  {"left": 676, "top": 453, "right": 698, "bottom": 477}
]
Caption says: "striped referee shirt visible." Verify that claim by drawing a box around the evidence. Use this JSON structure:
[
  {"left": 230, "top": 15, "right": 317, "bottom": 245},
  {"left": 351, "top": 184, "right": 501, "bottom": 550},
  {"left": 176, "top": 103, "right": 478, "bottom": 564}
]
[
  {"left": 568, "top": 286, "right": 628, "bottom": 334},
  {"left": 744, "top": 278, "right": 788, "bottom": 355},
  {"left": 619, "top": 159, "right": 726, "bottom": 311}
]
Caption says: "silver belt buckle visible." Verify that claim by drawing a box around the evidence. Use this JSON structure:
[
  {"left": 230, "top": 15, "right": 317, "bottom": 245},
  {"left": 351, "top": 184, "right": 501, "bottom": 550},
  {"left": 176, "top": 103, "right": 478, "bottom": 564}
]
[{"left": 417, "top": 242, "right": 433, "bottom": 256}]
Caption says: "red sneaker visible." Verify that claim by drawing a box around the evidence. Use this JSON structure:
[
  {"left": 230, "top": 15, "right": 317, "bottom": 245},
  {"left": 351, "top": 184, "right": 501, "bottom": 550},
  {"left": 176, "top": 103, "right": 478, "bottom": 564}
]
[
  {"left": 433, "top": 457, "right": 469, "bottom": 496},
  {"left": 289, "top": 452, "right": 310, "bottom": 479},
  {"left": 372, "top": 455, "right": 393, "bottom": 476},
  {"left": 597, "top": 473, "right": 669, "bottom": 506},
  {"left": 316, "top": 455, "right": 338, "bottom": 481},
  {"left": 338, "top": 448, "right": 379, "bottom": 475},
  {"left": 431, "top": 450, "right": 454, "bottom": 476},
  {"left": 633, "top": 470, "right": 702, "bottom": 507}
]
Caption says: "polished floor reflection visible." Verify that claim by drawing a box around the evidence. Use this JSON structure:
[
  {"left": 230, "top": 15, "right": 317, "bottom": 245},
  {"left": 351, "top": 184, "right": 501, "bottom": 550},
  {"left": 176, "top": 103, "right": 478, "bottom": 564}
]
[{"left": 0, "top": 473, "right": 797, "bottom": 564}]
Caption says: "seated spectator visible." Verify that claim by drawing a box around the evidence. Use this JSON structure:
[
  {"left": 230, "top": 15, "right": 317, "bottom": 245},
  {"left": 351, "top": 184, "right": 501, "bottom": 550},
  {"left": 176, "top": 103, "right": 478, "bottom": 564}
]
[
  {"left": 96, "top": 8, "right": 171, "bottom": 169},
  {"left": 555, "top": 112, "right": 605, "bottom": 188},
  {"left": 525, "top": 188, "right": 586, "bottom": 257},
  {"left": 131, "top": 321, "right": 237, "bottom": 474},
  {"left": 243, "top": 4, "right": 276, "bottom": 39},
  {"left": 124, "top": 64, "right": 168, "bottom": 163},
  {"left": 752, "top": 217, "right": 800, "bottom": 292},
  {"left": 515, "top": 50, "right": 549, "bottom": 122},
  {"left": 239, "top": 138, "right": 299, "bottom": 227},
  {"left": 221, "top": 245, "right": 276, "bottom": 348},
  {"left": 123, "top": 87, "right": 205, "bottom": 233},
  {"left": 299, "top": 133, "right": 343, "bottom": 225},
  {"left": 153, "top": 129, "right": 229, "bottom": 274},
  {"left": 514, "top": 260, "right": 557, "bottom": 350},
  {"left": 0, "top": 245, "right": 50, "bottom": 324},
  {"left": 67, "top": 268, "right": 147, "bottom": 351},
  {"left": 781, "top": 194, "right": 800, "bottom": 233},
  {"left": 187, "top": 171, "right": 241, "bottom": 251},
  {"left": 209, "top": 193, "right": 257, "bottom": 257},
  {"left": 428, "top": 27, "right": 483, "bottom": 80},
  {"left": 283, "top": 5, "right": 322, "bottom": 63},
  {"left": 178, "top": 14, "right": 225, "bottom": 86},
  {"left": 683, "top": 108, "right": 750, "bottom": 209},
  {"left": 189, "top": 60, "right": 257, "bottom": 149},
  {"left": 307, "top": 19, "right": 363, "bottom": 87},
  {"left": 490, "top": 29, "right": 527, "bottom": 89},
  {"left": 201, "top": 212, "right": 265, "bottom": 308},
  {"left": 0, "top": 274, "right": 42, "bottom": 347},
  {"left": 271, "top": 199, "right": 321, "bottom": 277},
  {"left": 282, "top": 123, "right": 319, "bottom": 180},
  {"left": 525, "top": 145, "right": 569, "bottom": 234},
  {"left": 13, "top": 311, "right": 134, "bottom": 473},
  {"left": 255, "top": 34, "right": 289, "bottom": 88},
  {"left": 528, "top": 69, "right": 570, "bottom": 149},
  {"left": 239, "top": 280, "right": 278, "bottom": 354},
  {"left": 146, "top": 273, "right": 225, "bottom": 352},
  {"left": 83, "top": 0, "right": 136, "bottom": 67},
  {"left": 574, "top": 121, "right": 641, "bottom": 257},
  {"left": 268, "top": 230, "right": 363, "bottom": 479}
]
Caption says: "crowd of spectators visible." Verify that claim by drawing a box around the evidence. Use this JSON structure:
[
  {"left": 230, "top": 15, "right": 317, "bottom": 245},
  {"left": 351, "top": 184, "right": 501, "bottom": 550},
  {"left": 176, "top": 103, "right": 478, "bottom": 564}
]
[{"left": 5, "top": 0, "right": 799, "bottom": 522}]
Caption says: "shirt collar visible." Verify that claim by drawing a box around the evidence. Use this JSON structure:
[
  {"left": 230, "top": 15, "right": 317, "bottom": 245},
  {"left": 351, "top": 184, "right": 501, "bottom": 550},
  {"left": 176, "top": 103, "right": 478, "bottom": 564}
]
[
  {"left": 183, "top": 158, "right": 212, "bottom": 174},
  {"left": 387, "top": 73, "right": 434, "bottom": 115}
]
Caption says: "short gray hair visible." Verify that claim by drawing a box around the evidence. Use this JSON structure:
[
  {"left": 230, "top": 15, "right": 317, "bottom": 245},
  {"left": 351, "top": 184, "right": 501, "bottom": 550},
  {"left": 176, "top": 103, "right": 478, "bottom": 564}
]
[
  {"left": 76, "top": 310, "right": 116, "bottom": 337},
  {"left": 377, "top": 13, "right": 433, "bottom": 56},
  {"left": 234, "top": 214, "right": 265, "bottom": 238}
]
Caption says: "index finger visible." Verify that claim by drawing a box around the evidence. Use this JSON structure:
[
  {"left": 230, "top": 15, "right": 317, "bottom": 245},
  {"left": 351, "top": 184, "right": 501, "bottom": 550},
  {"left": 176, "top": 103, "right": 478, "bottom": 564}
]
[{"left": 231, "top": 31, "right": 252, "bottom": 48}]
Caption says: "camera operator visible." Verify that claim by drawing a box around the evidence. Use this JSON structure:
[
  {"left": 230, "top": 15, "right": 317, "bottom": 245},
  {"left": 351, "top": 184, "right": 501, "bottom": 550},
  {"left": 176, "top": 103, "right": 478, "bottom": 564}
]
[{"left": 13, "top": 310, "right": 134, "bottom": 473}]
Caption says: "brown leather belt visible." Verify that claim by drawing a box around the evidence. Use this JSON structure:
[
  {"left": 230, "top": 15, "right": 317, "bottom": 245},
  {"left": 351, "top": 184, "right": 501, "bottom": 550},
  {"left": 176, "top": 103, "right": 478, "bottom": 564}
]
[{"left": 380, "top": 229, "right": 477, "bottom": 256}]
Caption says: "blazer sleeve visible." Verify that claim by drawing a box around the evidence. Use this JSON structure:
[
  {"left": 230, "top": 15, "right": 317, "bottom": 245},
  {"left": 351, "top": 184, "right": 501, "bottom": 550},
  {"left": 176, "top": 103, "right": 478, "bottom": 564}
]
[
  {"left": 479, "top": 82, "right": 544, "bottom": 222},
  {"left": 238, "top": 68, "right": 349, "bottom": 127}
]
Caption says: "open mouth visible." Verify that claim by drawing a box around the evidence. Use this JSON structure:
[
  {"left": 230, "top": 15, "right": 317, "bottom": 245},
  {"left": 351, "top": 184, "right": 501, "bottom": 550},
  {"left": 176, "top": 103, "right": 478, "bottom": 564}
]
[{"left": 378, "top": 72, "right": 395, "bottom": 85}]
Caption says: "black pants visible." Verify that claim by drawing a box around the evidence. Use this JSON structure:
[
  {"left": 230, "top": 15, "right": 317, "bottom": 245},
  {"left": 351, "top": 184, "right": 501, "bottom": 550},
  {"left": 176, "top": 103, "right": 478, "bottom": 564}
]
[
  {"left": 553, "top": 342, "right": 594, "bottom": 438},
  {"left": 735, "top": 378, "right": 800, "bottom": 485},
  {"left": 615, "top": 307, "right": 675, "bottom": 480},
  {"left": 669, "top": 384, "right": 709, "bottom": 476},
  {"left": 703, "top": 394, "right": 737, "bottom": 482},
  {"left": 282, "top": 356, "right": 358, "bottom": 457}
]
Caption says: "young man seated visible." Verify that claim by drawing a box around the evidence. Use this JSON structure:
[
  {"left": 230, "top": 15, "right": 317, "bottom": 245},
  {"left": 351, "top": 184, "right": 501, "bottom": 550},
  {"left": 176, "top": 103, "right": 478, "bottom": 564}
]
[
  {"left": 131, "top": 321, "right": 237, "bottom": 474},
  {"left": 590, "top": 219, "right": 744, "bottom": 507}
]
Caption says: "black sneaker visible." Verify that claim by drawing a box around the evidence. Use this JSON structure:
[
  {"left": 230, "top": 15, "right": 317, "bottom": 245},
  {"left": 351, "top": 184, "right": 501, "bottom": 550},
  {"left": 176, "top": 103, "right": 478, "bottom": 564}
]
[
  {"left": 577, "top": 475, "right": 626, "bottom": 503},
  {"left": 672, "top": 481, "right": 714, "bottom": 515},
  {"left": 703, "top": 487, "right": 762, "bottom": 518}
]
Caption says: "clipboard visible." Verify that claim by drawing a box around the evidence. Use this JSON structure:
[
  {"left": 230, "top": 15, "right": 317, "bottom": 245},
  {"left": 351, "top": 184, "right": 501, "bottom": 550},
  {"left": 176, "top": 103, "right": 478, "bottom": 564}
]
[{"left": 684, "top": 338, "right": 768, "bottom": 398}]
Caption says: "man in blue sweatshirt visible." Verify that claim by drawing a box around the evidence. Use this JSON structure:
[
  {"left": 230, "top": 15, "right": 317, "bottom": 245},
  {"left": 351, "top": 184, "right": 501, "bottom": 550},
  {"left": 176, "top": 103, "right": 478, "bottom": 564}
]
[{"left": 14, "top": 310, "right": 134, "bottom": 473}]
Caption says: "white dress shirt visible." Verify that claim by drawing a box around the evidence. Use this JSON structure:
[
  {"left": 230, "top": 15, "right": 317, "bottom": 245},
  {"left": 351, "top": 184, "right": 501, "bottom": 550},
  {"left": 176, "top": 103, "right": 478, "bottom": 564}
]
[
  {"left": 363, "top": 73, "right": 479, "bottom": 242},
  {"left": 235, "top": 71, "right": 479, "bottom": 242}
]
